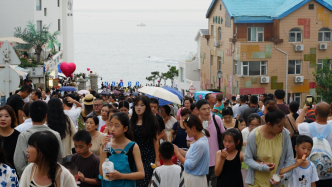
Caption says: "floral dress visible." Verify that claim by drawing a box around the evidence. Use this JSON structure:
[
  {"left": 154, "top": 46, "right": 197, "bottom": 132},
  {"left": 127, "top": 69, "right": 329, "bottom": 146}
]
[
  {"left": 0, "top": 164, "right": 19, "bottom": 187},
  {"left": 134, "top": 125, "right": 155, "bottom": 187}
]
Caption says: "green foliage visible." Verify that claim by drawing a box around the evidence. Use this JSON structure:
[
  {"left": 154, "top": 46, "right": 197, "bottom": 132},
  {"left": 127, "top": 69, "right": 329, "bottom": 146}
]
[
  {"left": 47, "top": 31, "right": 61, "bottom": 51},
  {"left": 164, "top": 65, "right": 178, "bottom": 81},
  {"left": 313, "top": 57, "right": 332, "bottom": 104},
  {"left": 14, "top": 21, "right": 60, "bottom": 65},
  {"left": 146, "top": 65, "right": 178, "bottom": 86},
  {"left": 18, "top": 58, "right": 37, "bottom": 68}
]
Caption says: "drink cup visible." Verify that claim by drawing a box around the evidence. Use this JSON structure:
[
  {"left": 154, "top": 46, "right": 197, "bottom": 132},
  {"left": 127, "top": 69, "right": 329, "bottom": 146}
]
[
  {"left": 103, "top": 135, "right": 113, "bottom": 152},
  {"left": 269, "top": 174, "right": 280, "bottom": 184}
]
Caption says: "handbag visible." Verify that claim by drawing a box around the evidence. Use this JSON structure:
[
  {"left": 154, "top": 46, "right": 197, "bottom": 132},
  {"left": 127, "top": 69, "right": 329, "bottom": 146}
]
[
  {"left": 212, "top": 114, "right": 223, "bottom": 150},
  {"left": 287, "top": 116, "right": 299, "bottom": 156}
]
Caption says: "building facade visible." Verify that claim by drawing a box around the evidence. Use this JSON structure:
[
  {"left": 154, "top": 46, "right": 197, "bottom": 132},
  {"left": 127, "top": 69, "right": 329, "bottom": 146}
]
[
  {"left": 200, "top": 0, "right": 332, "bottom": 104},
  {"left": 0, "top": 0, "right": 74, "bottom": 87}
]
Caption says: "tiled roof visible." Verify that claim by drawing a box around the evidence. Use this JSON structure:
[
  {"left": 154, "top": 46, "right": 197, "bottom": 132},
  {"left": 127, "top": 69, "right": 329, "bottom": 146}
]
[{"left": 206, "top": 0, "right": 332, "bottom": 23}]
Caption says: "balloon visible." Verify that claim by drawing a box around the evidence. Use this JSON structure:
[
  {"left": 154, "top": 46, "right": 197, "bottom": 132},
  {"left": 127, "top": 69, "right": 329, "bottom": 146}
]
[
  {"left": 70, "top": 74, "right": 73, "bottom": 78},
  {"left": 60, "top": 62, "right": 76, "bottom": 77},
  {"left": 87, "top": 68, "right": 90, "bottom": 71}
]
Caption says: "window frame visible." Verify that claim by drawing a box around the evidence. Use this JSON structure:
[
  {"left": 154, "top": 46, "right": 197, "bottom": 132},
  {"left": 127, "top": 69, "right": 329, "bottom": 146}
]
[
  {"left": 58, "top": 19, "right": 61, "bottom": 31},
  {"left": 289, "top": 28, "right": 302, "bottom": 43},
  {"left": 317, "top": 59, "right": 331, "bottom": 70},
  {"left": 58, "top": 0, "right": 60, "bottom": 7},
  {"left": 241, "top": 61, "right": 267, "bottom": 76},
  {"left": 36, "top": 0, "right": 41, "bottom": 10},
  {"left": 218, "top": 27, "right": 222, "bottom": 41},
  {"left": 294, "top": 93, "right": 301, "bottom": 104},
  {"left": 318, "top": 28, "right": 331, "bottom": 42},
  {"left": 36, "top": 20, "right": 42, "bottom": 32},
  {"left": 247, "top": 27, "right": 264, "bottom": 42},
  {"left": 180, "top": 67, "right": 184, "bottom": 83},
  {"left": 218, "top": 57, "right": 222, "bottom": 70},
  {"left": 44, "top": 8, "right": 47, "bottom": 16},
  {"left": 288, "top": 60, "right": 302, "bottom": 75}
]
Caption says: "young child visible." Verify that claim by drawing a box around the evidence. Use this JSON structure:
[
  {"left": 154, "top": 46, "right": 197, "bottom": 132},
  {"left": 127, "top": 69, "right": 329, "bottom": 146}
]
[
  {"left": 71, "top": 130, "right": 101, "bottom": 187},
  {"left": 151, "top": 141, "right": 184, "bottom": 187},
  {"left": 279, "top": 135, "right": 318, "bottom": 187},
  {"left": 63, "top": 162, "right": 80, "bottom": 186},
  {"left": 241, "top": 114, "right": 261, "bottom": 187},
  {"left": 215, "top": 128, "right": 244, "bottom": 187},
  {"left": 99, "top": 112, "right": 144, "bottom": 187}
]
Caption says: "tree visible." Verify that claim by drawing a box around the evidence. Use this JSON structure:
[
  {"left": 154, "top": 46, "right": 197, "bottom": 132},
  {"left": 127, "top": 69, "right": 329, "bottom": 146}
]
[
  {"left": 163, "top": 65, "right": 178, "bottom": 87},
  {"left": 14, "top": 21, "right": 60, "bottom": 65},
  {"left": 146, "top": 71, "right": 164, "bottom": 86},
  {"left": 313, "top": 58, "right": 332, "bottom": 104},
  {"left": 47, "top": 31, "right": 61, "bottom": 52}
]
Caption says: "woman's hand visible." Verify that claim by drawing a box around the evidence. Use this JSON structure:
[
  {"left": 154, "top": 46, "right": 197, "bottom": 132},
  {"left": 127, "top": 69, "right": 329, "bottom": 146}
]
[
  {"left": 106, "top": 170, "right": 122, "bottom": 180},
  {"left": 243, "top": 141, "right": 247, "bottom": 146},
  {"left": 173, "top": 144, "right": 180, "bottom": 156},
  {"left": 101, "top": 135, "right": 111, "bottom": 147},
  {"left": 220, "top": 149, "right": 228, "bottom": 160},
  {"left": 266, "top": 163, "right": 275, "bottom": 171},
  {"left": 78, "top": 171, "right": 85, "bottom": 182},
  {"left": 302, "top": 105, "right": 310, "bottom": 113}
]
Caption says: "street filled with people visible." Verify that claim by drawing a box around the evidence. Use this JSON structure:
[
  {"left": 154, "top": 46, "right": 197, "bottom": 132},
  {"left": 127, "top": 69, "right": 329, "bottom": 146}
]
[{"left": 1, "top": 85, "right": 332, "bottom": 187}]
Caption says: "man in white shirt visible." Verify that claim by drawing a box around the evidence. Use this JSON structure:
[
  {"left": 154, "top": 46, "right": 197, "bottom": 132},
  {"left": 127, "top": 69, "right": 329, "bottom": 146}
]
[
  {"left": 63, "top": 97, "right": 82, "bottom": 129},
  {"left": 296, "top": 102, "right": 332, "bottom": 187},
  {"left": 232, "top": 97, "right": 240, "bottom": 119},
  {"left": 15, "top": 103, "right": 33, "bottom": 132}
]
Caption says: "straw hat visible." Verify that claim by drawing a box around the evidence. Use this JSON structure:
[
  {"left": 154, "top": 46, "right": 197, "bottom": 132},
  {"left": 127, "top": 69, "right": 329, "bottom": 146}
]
[{"left": 83, "top": 94, "right": 95, "bottom": 105}]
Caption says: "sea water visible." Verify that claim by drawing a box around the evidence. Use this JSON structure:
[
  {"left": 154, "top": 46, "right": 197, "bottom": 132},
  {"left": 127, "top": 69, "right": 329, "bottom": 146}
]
[{"left": 74, "top": 10, "right": 207, "bottom": 86}]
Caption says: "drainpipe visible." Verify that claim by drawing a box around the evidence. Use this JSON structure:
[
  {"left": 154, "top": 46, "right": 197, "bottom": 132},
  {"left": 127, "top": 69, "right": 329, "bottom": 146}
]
[
  {"left": 274, "top": 44, "right": 289, "bottom": 103},
  {"left": 206, "top": 38, "right": 211, "bottom": 89},
  {"left": 231, "top": 24, "right": 238, "bottom": 96}
]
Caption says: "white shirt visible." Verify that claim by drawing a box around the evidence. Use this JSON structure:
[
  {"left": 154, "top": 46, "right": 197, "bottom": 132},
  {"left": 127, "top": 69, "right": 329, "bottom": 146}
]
[
  {"left": 97, "top": 116, "right": 107, "bottom": 131},
  {"left": 23, "top": 96, "right": 30, "bottom": 103},
  {"left": 64, "top": 107, "right": 82, "bottom": 129},
  {"left": 241, "top": 127, "right": 250, "bottom": 142},
  {"left": 288, "top": 161, "right": 319, "bottom": 187},
  {"left": 298, "top": 122, "right": 332, "bottom": 149},
  {"left": 40, "top": 97, "right": 49, "bottom": 103},
  {"left": 232, "top": 103, "right": 240, "bottom": 118},
  {"left": 15, "top": 118, "right": 33, "bottom": 132},
  {"left": 165, "top": 116, "right": 177, "bottom": 138},
  {"left": 151, "top": 165, "right": 184, "bottom": 187}
]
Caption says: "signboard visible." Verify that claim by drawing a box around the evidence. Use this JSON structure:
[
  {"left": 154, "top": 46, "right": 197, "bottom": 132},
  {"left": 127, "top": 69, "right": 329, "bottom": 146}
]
[
  {"left": 53, "top": 79, "right": 59, "bottom": 88},
  {"left": 28, "top": 67, "right": 44, "bottom": 77},
  {"left": 189, "top": 85, "right": 195, "bottom": 97}
]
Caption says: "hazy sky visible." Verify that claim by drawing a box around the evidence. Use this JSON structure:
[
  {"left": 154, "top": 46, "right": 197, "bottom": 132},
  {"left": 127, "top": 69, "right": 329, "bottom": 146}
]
[{"left": 74, "top": 0, "right": 212, "bottom": 11}]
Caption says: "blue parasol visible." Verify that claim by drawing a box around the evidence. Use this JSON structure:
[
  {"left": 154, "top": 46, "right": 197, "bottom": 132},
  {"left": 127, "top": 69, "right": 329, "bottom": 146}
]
[
  {"left": 59, "top": 86, "right": 77, "bottom": 92},
  {"left": 146, "top": 94, "right": 173, "bottom": 106},
  {"left": 162, "top": 86, "right": 183, "bottom": 100}
]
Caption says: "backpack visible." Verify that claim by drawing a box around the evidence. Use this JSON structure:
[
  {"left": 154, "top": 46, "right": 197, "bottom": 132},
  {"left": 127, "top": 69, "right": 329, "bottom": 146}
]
[{"left": 308, "top": 123, "right": 332, "bottom": 179}]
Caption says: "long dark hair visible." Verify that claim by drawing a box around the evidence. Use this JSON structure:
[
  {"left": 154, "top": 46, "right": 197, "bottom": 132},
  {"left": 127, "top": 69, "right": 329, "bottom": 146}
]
[
  {"left": 84, "top": 105, "right": 93, "bottom": 116},
  {"left": 111, "top": 112, "right": 133, "bottom": 140},
  {"left": 0, "top": 105, "right": 17, "bottom": 128},
  {"left": 289, "top": 101, "right": 299, "bottom": 120},
  {"left": 28, "top": 131, "right": 59, "bottom": 187},
  {"left": 221, "top": 128, "right": 243, "bottom": 151},
  {"left": 0, "top": 136, "right": 11, "bottom": 167},
  {"left": 130, "top": 96, "right": 158, "bottom": 141},
  {"left": 183, "top": 114, "right": 210, "bottom": 137},
  {"left": 47, "top": 98, "right": 72, "bottom": 139}
]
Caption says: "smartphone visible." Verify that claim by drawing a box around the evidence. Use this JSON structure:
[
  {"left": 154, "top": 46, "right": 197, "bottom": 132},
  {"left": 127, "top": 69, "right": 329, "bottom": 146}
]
[{"left": 306, "top": 95, "right": 313, "bottom": 109}]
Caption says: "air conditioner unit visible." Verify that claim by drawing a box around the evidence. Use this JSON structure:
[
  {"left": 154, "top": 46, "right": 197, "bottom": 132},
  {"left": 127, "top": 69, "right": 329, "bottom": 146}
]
[
  {"left": 295, "top": 76, "right": 304, "bottom": 83},
  {"left": 295, "top": 45, "right": 304, "bottom": 51},
  {"left": 320, "top": 43, "right": 327, "bottom": 50},
  {"left": 214, "top": 41, "right": 220, "bottom": 47},
  {"left": 260, "top": 77, "right": 269, "bottom": 83}
]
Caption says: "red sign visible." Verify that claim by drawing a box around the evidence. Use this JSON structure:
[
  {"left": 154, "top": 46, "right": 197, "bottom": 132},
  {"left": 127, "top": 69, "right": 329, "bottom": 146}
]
[{"left": 240, "top": 87, "right": 265, "bottom": 95}]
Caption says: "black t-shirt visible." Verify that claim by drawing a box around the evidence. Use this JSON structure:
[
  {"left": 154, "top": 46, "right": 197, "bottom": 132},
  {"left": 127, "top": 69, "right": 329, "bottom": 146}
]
[
  {"left": 6, "top": 94, "right": 24, "bottom": 125},
  {"left": 156, "top": 114, "right": 165, "bottom": 133},
  {"left": 3, "top": 129, "right": 20, "bottom": 168},
  {"left": 71, "top": 153, "right": 101, "bottom": 187},
  {"left": 172, "top": 122, "right": 188, "bottom": 148},
  {"left": 277, "top": 104, "right": 290, "bottom": 115}
]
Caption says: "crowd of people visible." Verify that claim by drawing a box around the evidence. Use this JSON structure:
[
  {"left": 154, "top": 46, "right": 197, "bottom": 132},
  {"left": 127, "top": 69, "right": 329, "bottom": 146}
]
[{"left": 1, "top": 85, "right": 332, "bottom": 187}]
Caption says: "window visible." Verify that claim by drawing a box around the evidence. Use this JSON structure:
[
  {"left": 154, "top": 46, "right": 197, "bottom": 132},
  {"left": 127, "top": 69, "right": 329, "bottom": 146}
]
[
  {"left": 318, "top": 28, "right": 331, "bottom": 42},
  {"left": 211, "top": 56, "right": 213, "bottom": 65},
  {"left": 235, "top": 62, "right": 238, "bottom": 75},
  {"left": 241, "top": 61, "right": 267, "bottom": 76},
  {"left": 218, "top": 27, "right": 222, "bottom": 41},
  {"left": 220, "top": 4, "right": 222, "bottom": 10},
  {"left": 180, "top": 67, "right": 184, "bottom": 82},
  {"left": 218, "top": 57, "right": 222, "bottom": 70},
  {"left": 36, "top": 21, "right": 42, "bottom": 32},
  {"left": 44, "top": 8, "right": 47, "bottom": 16},
  {"left": 36, "top": 0, "right": 41, "bottom": 10},
  {"left": 58, "top": 19, "right": 61, "bottom": 31},
  {"left": 247, "top": 27, "right": 264, "bottom": 42},
  {"left": 288, "top": 60, "right": 301, "bottom": 74},
  {"left": 309, "top": 4, "right": 314, "bottom": 10},
  {"left": 58, "top": 0, "right": 60, "bottom": 7},
  {"left": 294, "top": 93, "right": 301, "bottom": 104},
  {"left": 317, "top": 59, "right": 331, "bottom": 70},
  {"left": 289, "top": 28, "right": 302, "bottom": 43},
  {"left": 211, "top": 25, "right": 214, "bottom": 37}
]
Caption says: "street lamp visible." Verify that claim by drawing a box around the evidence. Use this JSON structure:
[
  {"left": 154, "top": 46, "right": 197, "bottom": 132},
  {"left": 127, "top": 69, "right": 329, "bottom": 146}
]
[{"left": 217, "top": 70, "right": 222, "bottom": 91}]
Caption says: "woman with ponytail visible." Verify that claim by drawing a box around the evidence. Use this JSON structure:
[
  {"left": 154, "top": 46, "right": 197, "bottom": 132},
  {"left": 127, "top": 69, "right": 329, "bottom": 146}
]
[
  {"left": 284, "top": 101, "right": 300, "bottom": 156},
  {"left": 19, "top": 131, "right": 76, "bottom": 187},
  {"left": 173, "top": 114, "right": 210, "bottom": 187},
  {"left": 244, "top": 101, "right": 294, "bottom": 186}
]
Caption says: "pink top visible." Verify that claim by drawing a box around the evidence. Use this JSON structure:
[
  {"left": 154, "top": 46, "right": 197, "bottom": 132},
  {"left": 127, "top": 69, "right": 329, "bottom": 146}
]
[
  {"left": 186, "top": 114, "right": 225, "bottom": 167},
  {"left": 177, "top": 107, "right": 185, "bottom": 121}
]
